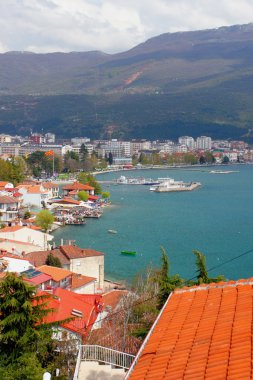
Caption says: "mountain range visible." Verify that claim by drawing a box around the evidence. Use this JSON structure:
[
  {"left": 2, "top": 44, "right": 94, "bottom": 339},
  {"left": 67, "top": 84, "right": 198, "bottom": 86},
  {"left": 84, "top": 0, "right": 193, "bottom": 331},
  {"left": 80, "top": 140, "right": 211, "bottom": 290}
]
[{"left": 1, "top": 23, "right": 253, "bottom": 140}]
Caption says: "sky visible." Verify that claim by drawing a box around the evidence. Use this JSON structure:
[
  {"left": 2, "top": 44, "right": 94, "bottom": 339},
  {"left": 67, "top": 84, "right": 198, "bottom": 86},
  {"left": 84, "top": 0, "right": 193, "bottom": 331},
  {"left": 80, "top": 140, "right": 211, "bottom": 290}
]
[{"left": 0, "top": 0, "right": 253, "bottom": 54}]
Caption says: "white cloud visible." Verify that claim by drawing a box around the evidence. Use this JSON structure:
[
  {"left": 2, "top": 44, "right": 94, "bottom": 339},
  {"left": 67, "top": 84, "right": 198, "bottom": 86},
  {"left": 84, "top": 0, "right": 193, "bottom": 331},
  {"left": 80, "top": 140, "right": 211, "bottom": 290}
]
[{"left": 0, "top": 0, "right": 253, "bottom": 53}]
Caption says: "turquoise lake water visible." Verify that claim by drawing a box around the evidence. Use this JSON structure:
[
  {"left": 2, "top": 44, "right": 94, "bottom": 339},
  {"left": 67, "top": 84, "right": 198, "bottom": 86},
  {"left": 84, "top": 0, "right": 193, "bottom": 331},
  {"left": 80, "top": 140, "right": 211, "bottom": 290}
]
[{"left": 53, "top": 165, "right": 253, "bottom": 284}]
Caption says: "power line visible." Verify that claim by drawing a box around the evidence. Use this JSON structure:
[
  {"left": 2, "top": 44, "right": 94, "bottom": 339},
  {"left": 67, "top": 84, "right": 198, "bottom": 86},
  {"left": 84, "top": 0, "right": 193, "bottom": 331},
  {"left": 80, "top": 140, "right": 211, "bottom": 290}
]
[{"left": 85, "top": 247, "right": 253, "bottom": 329}]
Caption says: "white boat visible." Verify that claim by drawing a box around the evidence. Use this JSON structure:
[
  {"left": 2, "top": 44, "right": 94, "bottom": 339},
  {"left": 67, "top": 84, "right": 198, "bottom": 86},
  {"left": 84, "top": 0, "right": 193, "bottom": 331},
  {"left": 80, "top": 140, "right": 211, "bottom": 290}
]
[
  {"left": 116, "top": 176, "right": 159, "bottom": 185},
  {"left": 150, "top": 177, "right": 201, "bottom": 192},
  {"left": 209, "top": 170, "right": 238, "bottom": 174},
  {"left": 108, "top": 229, "right": 118, "bottom": 234}
]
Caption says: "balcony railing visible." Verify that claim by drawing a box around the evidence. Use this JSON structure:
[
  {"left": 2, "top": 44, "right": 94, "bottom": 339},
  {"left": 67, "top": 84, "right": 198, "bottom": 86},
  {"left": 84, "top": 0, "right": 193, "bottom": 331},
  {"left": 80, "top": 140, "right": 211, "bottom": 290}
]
[{"left": 73, "top": 345, "right": 135, "bottom": 380}]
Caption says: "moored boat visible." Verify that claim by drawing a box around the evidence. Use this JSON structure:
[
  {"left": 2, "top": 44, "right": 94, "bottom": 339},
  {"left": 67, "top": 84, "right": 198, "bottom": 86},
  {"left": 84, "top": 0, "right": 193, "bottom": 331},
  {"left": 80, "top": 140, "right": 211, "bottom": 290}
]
[
  {"left": 121, "top": 250, "right": 136, "bottom": 256},
  {"left": 108, "top": 229, "right": 118, "bottom": 234}
]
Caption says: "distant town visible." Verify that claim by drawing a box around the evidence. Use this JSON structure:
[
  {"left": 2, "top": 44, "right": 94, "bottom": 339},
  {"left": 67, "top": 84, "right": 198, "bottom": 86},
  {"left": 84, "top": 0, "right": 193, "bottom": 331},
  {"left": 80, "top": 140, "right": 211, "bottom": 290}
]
[{"left": 0, "top": 132, "right": 252, "bottom": 169}]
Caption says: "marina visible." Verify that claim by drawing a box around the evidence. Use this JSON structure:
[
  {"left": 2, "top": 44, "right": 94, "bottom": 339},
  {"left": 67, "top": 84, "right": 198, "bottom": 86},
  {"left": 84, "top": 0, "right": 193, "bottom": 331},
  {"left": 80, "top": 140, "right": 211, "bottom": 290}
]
[{"left": 53, "top": 165, "right": 253, "bottom": 283}]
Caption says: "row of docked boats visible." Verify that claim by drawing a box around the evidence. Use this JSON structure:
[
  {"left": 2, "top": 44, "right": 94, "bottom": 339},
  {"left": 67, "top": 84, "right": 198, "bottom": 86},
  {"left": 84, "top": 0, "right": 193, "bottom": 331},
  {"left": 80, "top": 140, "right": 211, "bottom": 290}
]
[{"left": 116, "top": 175, "right": 201, "bottom": 192}]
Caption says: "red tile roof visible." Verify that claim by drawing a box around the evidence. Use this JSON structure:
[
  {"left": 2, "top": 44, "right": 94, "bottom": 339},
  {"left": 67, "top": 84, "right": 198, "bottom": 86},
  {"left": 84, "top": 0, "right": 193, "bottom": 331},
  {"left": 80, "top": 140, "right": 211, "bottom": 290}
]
[
  {"left": 42, "top": 182, "right": 59, "bottom": 189},
  {"left": 59, "top": 245, "right": 104, "bottom": 259},
  {"left": 25, "top": 250, "right": 70, "bottom": 267},
  {"left": 62, "top": 181, "right": 94, "bottom": 191},
  {"left": 71, "top": 273, "right": 96, "bottom": 289},
  {"left": 0, "top": 226, "right": 23, "bottom": 233},
  {"left": 25, "top": 245, "right": 104, "bottom": 267},
  {"left": 24, "top": 273, "right": 52, "bottom": 285},
  {"left": 37, "top": 265, "right": 72, "bottom": 282},
  {"left": 102, "top": 290, "right": 129, "bottom": 311},
  {"left": 40, "top": 288, "right": 103, "bottom": 338},
  {"left": 0, "top": 196, "right": 18, "bottom": 204},
  {"left": 127, "top": 279, "right": 253, "bottom": 380},
  {"left": 51, "top": 197, "right": 80, "bottom": 205}
]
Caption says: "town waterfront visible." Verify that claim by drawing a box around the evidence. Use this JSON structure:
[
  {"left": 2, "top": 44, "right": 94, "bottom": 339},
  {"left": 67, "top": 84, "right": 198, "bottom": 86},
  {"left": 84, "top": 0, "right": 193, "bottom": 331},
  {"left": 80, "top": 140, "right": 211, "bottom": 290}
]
[{"left": 53, "top": 164, "right": 253, "bottom": 284}]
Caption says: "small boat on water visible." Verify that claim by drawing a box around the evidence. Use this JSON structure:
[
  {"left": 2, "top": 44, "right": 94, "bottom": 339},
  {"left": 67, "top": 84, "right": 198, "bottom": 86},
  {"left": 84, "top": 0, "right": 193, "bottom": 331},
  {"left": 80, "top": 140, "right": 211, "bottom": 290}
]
[
  {"left": 209, "top": 170, "right": 239, "bottom": 174},
  {"left": 121, "top": 250, "right": 136, "bottom": 256},
  {"left": 108, "top": 229, "right": 118, "bottom": 234}
]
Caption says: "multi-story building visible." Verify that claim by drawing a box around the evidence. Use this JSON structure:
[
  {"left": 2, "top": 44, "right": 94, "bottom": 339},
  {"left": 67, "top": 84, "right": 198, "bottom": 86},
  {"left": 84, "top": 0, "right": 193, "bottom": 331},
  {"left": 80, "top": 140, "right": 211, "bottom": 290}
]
[
  {"left": 98, "top": 139, "right": 131, "bottom": 159},
  {"left": 0, "top": 134, "right": 12, "bottom": 143},
  {"left": 196, "top": 136, "right": 212, "bottom": 150},
  {"left": 178, "top": 136, "right": 195, "bottom": 150},
  {"left": 131, "top": 140, "right": 151, "bottom": 155}
]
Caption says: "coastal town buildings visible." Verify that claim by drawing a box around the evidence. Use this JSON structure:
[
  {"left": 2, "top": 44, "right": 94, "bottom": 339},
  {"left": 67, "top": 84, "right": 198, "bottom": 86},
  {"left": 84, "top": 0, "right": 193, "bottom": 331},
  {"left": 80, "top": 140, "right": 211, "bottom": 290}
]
[
  {"left": 0, "top": 226, "right": 54, "bottom": 250},
  {"left": 0, "top": 195, "right": 20, "bottom": 223},
  {"left": 25, "top": 244, "right": 104, "bottom": 290}
]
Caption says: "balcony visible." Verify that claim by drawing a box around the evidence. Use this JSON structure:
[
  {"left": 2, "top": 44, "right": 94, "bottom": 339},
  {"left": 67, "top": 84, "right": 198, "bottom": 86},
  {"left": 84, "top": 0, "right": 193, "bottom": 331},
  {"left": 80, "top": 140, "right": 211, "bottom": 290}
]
[
  {"left": 6, "top": 207, "right": 18, "bottom": 212},
  {"left": 73, "top": 345, "right": 135, "bottom": 380}
]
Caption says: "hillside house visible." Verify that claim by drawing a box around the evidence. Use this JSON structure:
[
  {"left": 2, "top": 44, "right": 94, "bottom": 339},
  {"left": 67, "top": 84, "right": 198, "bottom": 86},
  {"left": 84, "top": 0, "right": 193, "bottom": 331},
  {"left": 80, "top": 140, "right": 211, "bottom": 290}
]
[
  {"left": 42, "top": 182, "right": 59, "bottom": 198},
  {"left": 17, "top": 184, "right": 51, "bottom": 208},
  {"left": 62, "top": 182, "right": 95, "bottom": 197},
  {"left": 0, "top": 252, "right": 33, "bottom": 273},
  {"left": 39, "top": 288, "right": 103, "bottom": 342},
  {"left": 0, "top": 226, "right": 54, "bottom": 250},
  {"left": 25, "top": 244, "right": 104, "bottom": 290},
  {"left": 37, "top": 265, "right": 97, "bottom": 294},
  {"left": 0, "top": 195, "right": 20, "bottom": 223}
]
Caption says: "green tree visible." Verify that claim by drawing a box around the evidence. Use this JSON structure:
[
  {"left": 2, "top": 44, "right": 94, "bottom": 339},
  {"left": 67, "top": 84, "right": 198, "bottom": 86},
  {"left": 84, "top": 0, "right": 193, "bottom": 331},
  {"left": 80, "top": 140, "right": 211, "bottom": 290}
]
[
  {"left": 0, "top": 273, "right": 52, "bottom": 363},
  {"left": 78, "top": 172, "right": 89, "bottom": 184},
  {"left": 35, "top": 210, "right": 54, "bottom": 232},
  {"left": 80, "top": 144, "right": 89, "bottom": 162},
  {"left": 222, "top": 155, "right": 230, "bottom": 164},
  {"left": 192, "top": 250, "right": 225, "bottom": 285},
  {"left": 23, "top": 210, "right": 31, "bottom": 220},
  {"left": 101, "top": 191, "right": 110, "bottom": 199},
  {"left": 77, "top": 190, "right": 89, "bottom": 201},
  {"left": 84, "top": 174, "right": 102, "bottom": 195},
  {"left": 155, "top": 247, "right": 184, "bottom": 309},
  {"left": 199, "top": 155, "right": 206, "bottom": 164},
  {"left": 46, "top": 253, "right": 62, "bottom": 268},
  {"left": 204, "top": 151, "right": 216, "bottom": 164},
  {"left": 108, "top": 152, "right": 113, "bottom": 165}
]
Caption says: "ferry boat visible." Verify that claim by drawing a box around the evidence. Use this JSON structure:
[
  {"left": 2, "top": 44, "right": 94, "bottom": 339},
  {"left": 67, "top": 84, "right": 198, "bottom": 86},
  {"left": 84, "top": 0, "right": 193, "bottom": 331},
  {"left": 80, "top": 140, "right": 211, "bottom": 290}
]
[
  {"left": 150, "top": 178, "right": 201, "bottom": 192},
  {"left": 116, "top": 175, "right": 160, "bottom": 185}
]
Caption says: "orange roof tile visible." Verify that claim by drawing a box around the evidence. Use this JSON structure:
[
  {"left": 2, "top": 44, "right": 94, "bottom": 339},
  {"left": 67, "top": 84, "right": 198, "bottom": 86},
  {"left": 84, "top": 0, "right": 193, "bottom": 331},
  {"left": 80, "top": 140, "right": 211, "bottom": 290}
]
[
  {"left": 127, "top": 279, "right": 253, "bottom": 380},
  {"left": 71, "top": 273, "right": 96, "bottom": 289},
  {"left": 0, "top": 225, "right": 23, "bottom": 233},
  {"left": 37, "top": 265, "right": 72, "bottom": 281},
  {"left": 0, "top": 195, "right": 18, "bottom": 204},
  {"left": 42, "top": 182, "right": 59, "bottom": 189},
  {"left": 38, "top": 288, "right": 103, "bottom": 338},
  {"left": 102, "top": 290, "right": 129, "bottom": 310},
  {"left": 62, "top": 181, "right": 94, "bottom": 191},
  {"left": 51, "top": 197, "right": 80, "bottom": 205}
]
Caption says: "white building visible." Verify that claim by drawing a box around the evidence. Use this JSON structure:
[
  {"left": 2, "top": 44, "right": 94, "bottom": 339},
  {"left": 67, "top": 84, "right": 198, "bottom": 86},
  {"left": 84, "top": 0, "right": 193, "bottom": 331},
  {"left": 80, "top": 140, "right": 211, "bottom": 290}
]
[
  {"left": 0, "top": 253, "right": 33, "bottom": 273},
  {"left": 178, "top": 136, "right": 195, "bottom": 150},
  {"left": 0, "top": 195, "right": 20, "bottom": 223},
  {"left": 0, "top": 226, "right": 54, "bottom": 250},
  {"left": 131, "top": 140, "right": 151, "bottom": 155},
  {"left": 17, "top": 184, "right": 51, "bottom": 208},
  {"left": 196, "top": 136, "right": 212, "bottom": 150}
]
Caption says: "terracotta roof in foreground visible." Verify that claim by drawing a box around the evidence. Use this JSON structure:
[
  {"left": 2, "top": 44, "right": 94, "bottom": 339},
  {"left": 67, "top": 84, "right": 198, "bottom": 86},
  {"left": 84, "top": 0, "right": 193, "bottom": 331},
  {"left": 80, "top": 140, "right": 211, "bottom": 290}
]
[{"left": 127, "top": 279, "right": 253, "bottom": 380}]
